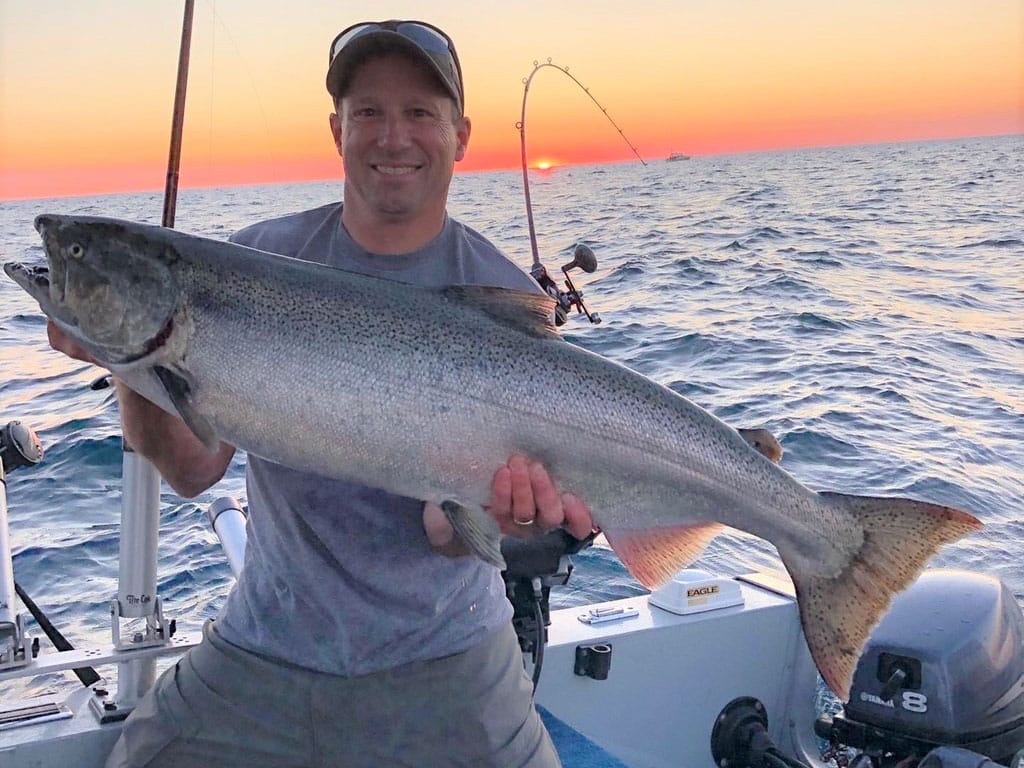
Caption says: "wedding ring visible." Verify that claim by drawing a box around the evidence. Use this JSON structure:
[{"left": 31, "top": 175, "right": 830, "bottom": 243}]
[{"left": 513, "top": 517, "right": 535, "bottom": 526}]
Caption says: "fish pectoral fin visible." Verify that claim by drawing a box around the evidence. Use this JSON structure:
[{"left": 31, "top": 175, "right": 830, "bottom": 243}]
[
  {"left": 604, "top": 522, "right": 725, "bottom": 590},
  {"left": 152, "top": 365, "right": 219, "bottom": 452},
  {"left": 784, "top": 493, "right": 982, "bottom": 702},
  {"left": 440, "top": 501, "right": 506, "bottom": 570}
]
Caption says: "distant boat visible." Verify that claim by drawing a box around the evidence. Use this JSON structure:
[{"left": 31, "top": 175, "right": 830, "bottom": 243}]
[{"left": 666, "top": 152, "right": 690, "bottom": 161}]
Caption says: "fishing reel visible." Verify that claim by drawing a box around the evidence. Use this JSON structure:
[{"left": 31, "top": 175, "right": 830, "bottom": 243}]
[
  {"left": 531, "top": 243, "right": 602, "bottom": 326},
  {"left": 0, "top": 420, "right": 44, "bottom": 477}
]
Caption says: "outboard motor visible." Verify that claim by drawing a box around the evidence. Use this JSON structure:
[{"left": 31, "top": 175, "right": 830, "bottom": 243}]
[
  {"left": 713, "top": 570, "right": 1024, "bottom": 768},
  {"left": 818, "top": 569, "right": 1024, "bottom": 766}
]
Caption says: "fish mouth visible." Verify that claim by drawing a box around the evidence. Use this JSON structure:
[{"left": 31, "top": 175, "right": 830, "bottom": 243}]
[
  {"left": 31, "top": 213, "right": 73, "bottom": 304},
  {"left": 3, "top": 261, "right": 51, "bottom": 302},
  {"left": 34, "top": 213, "right": 56, "bottom": 235},
  {"left": 3, "top": 260, "right": 77, "bottom": 328}
]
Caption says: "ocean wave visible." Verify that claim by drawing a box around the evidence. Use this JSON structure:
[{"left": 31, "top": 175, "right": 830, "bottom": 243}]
[{"left": 958, "top": 237, "right": 1023, "bottom": 249}]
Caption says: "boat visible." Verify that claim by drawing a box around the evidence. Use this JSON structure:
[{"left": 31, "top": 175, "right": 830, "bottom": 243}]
[
  {"left": 666, "top": 152, "right": 690, "bottom": 161},
  {"left": 3, "top": 427, "right": 1023, "bottom": 767}
]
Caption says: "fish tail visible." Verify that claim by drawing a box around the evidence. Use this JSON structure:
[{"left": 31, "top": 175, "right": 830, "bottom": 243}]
[{"left": 783, "top": 493, "right": 981, "bottom": 701}]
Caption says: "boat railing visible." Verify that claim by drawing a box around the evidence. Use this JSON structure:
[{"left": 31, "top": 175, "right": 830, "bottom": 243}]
[{"left": 0, "top": 419, "right": 204, "bottom": 726}]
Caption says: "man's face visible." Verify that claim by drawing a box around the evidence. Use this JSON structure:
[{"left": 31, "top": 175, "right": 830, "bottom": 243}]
[{"left": 331, "top": 54, "right": 470, "bottom": 230}]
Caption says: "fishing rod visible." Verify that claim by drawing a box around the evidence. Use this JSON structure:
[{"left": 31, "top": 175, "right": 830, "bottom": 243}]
[
  {"left": 518, "top": 59, "right": 646, "bottom": 326},
  {"left": 96, "top": 0, "right": 197, "bottom": 713},
  {"left": 162, "top": 0, "right": 195, "bottom": 229},
  {"left": 503, "top": 61, "right": 650, "bottom": 687},
  {"left": 120, "top": 0, "right": 194, "bottom": 638},
  {"left": 4, "top": 0, "right": 198, "bottom": 700},
  {"left": 2, "top": 420, "right": 98, "bottom": 686}
]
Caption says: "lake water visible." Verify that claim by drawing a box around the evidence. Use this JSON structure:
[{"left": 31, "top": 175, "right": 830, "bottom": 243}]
[{"left": 1, "top": 135, "right": 1021, "bottom": 701}]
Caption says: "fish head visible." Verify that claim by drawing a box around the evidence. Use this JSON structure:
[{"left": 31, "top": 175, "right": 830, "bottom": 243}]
[{"left": 8, "top": 214, "right": 181, "bottom": 365}]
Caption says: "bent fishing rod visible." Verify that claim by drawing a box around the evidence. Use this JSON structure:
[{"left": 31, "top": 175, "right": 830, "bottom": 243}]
[
  {"left": 502, "top": 61, "right": 648, "bottom": 687},
  {"left": 517, "top": 59, "right": 646, "bottom": 325}
]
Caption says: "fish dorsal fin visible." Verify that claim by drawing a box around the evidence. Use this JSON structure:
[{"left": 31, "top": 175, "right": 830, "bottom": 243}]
[{"left": 443, "top": 285, "right": 557, "bottom": 338}]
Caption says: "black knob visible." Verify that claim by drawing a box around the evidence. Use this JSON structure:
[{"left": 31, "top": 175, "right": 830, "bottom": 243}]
[
  {"left": 1, "top": 421, "right": 44, "bottom": 473},
  {"left": 563, "top": 244, "right": 597, "bottom": 274}
]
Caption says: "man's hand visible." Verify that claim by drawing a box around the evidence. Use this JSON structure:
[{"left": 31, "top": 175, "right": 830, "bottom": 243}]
[
  {"left": 423, "top": 454, "right": 596, "bottom": 558},
  {"left": 47, "top": 320, "right": 98, "bottom": 365},
  {"left": 488, "top": 454, "right": 593, "bottom": 539}
]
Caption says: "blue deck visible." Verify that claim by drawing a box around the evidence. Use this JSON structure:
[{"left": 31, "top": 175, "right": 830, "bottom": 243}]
[{"left": 538, "top": 706, "right": 630, "bottom": 768}]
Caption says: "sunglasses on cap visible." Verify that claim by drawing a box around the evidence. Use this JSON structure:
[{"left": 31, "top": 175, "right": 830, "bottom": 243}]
[{"left": 328, "top": 20, "right": 464, "bottom": 109}]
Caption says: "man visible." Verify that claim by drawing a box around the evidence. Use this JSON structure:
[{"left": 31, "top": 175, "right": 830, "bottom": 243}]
[{"left": 50, "top": 19, "right": 590, "bottom": 768}]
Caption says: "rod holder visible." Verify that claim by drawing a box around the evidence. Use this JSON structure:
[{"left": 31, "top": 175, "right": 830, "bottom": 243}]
[
  {"left": 207, "top": 496, "right": 248, "bottom": 578},
  {"left": 116, "top": 449, "right": 161, "bottom": 620},
  {"left": 0, "top": 449, "right": 33, "bottom": 671},
  {"left": 0, "top": 464, "right": 16, "bottom": 635},
  {"left": 574, "top": 643, "right": 613, "bottom": 680},
  {"left": 0, "top": 419, "right": 43, "bottom": 636}
]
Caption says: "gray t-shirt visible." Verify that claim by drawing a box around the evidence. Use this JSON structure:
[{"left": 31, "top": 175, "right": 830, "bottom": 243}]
[{"left": 214, "top": 202, "right": 539, "bottom": 676}]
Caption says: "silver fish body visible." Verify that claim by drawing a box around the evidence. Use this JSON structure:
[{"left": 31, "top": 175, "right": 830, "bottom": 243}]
[{"left": 5, "top": 214, "right": 981, "bottom": 699}]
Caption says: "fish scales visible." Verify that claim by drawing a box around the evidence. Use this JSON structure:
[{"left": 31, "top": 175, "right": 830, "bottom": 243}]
[{"left": 185, "top": 246, "right": 829, "bottom": 554}]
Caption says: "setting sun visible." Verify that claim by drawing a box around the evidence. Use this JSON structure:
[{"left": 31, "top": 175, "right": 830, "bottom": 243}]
[{"left": 0, "top": 1, "right": 1019, "bottom": 200}]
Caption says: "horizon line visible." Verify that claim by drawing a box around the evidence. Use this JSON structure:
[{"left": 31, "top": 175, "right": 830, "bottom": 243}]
[{"left": 2, "top": 131, "right": 1020, "bottom": 204}]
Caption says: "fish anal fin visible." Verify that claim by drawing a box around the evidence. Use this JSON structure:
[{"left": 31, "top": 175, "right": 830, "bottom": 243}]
[
  {"left": 440, "top": 500, "right": 506, "bottom": 570},
  {"left": 153, "top": 365, "right": 219, "bottom": 452},
  {"left": 443, "top": 285, "right": 556, "bottom": 338},
  {"left": 786, "top": 493, "right": 981, "bottom": 701},
  {"left": 605, "top": 522, "right": 725, "bottom": 590}
]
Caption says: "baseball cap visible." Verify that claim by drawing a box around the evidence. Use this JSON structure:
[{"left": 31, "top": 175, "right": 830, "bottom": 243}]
[{"left": 326, "top": 20, "right": 464, "bottom": 113}]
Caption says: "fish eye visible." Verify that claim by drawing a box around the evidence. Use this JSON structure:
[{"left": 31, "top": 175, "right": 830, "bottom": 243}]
[{"left": 68, "top": 243, "right": 85, "bottom": 259}]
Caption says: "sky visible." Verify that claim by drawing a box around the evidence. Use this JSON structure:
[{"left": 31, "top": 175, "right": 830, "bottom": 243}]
[{"left": 0, "top": 0, "right": 1021, "bottom": 200}]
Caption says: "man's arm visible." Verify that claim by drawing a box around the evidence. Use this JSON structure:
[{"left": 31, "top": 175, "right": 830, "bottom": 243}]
[
  {"left": 113, "top": 380, "right": 235, "bottom": 497},
  {"left": 48, "top": 321, "right": 235, "bottom": 498}
]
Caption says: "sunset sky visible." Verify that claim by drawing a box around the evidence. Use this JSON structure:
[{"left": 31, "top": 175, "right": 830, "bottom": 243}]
[{"left": 1, "top": 0, "right": 1021, "bottom": 200}]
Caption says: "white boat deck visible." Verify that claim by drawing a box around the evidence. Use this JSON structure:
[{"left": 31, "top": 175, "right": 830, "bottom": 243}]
[{"left": 1, "top": 574, "right": 822, "bottom": 768}]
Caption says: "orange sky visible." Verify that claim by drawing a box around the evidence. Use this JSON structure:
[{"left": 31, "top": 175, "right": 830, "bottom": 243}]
[{"left": 1, "top": 0, "right": 1021, "bottom": 200}]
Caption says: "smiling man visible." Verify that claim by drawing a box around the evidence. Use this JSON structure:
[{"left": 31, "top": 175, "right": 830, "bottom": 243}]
[
  {"left": 329, "top": 40, "right": 470, "bottom": 251},
  {"left": 63, "top": 18, "right": 591, "bottom": 768}
]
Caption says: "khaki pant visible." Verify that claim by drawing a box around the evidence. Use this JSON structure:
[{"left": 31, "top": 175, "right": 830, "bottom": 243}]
[{"left": 105, "top": 621, "right": 560, "bottom": 768}]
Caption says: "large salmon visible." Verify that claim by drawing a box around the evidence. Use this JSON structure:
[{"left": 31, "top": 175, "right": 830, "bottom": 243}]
[{"left": 4, "top": 214, "right": 981, "bottom": 699}]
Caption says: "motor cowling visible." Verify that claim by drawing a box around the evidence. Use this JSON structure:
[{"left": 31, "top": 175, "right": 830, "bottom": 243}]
[{"left": 823, "top": 569, "right": 1024, "bottom": 764}]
